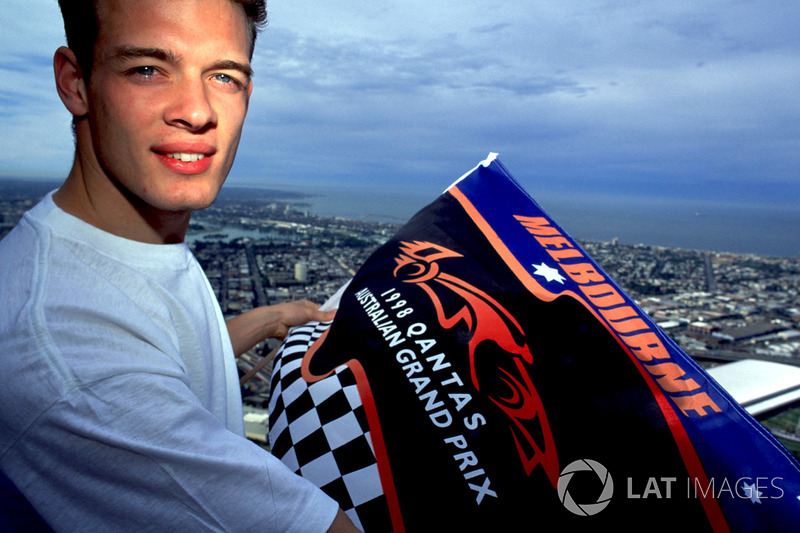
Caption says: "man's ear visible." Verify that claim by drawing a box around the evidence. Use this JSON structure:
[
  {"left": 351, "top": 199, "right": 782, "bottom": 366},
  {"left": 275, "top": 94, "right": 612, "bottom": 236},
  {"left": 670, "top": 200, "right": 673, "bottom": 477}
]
[{"left": 54, "top": 46, "right": 88, "bottom": 117}]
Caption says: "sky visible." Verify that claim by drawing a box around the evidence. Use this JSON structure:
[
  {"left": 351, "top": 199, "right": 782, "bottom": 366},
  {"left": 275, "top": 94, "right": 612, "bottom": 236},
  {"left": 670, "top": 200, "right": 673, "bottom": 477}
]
[{"left": 1, "top": 0, "right": 799, "bottom": 215}]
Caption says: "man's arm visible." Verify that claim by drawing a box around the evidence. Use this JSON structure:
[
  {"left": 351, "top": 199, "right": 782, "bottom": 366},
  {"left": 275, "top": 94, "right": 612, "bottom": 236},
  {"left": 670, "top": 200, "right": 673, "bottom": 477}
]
[
  {"left": 328, "top": 509, "right": 362, "bottom": 533},
  {"left": 226, "top": 300, "right": 335, "bottom": 357},
  {"left": 228, "top": 303, "right": 362, "bottom": 533}
]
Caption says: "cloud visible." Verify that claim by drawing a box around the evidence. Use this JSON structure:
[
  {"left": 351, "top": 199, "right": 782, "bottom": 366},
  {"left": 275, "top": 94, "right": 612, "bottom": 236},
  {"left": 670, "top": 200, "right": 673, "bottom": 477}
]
[
  {"left": 2, "top": 0, "right": 799, "bottom": 209},
  {"left": 0, "top": 1, "right": 73, "bottom": 176}
]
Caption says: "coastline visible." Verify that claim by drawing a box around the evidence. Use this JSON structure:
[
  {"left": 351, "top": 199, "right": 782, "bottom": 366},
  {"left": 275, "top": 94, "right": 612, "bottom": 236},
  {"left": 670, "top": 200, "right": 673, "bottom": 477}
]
[{"left": 2, "top": 177, "right": 798, "bottom": 258}]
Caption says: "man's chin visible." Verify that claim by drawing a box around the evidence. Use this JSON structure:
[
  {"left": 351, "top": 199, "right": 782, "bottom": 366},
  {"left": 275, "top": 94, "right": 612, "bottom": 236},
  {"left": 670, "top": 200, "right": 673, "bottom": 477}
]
[{"left": 155, "top": 182, "right": 225, "bottom": 213}]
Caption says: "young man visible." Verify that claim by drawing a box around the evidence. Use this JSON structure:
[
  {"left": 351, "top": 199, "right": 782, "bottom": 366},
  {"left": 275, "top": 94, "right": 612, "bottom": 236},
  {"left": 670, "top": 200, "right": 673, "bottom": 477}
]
[{"left": 0, "top": 0, "right": 359, "bottom": 531}]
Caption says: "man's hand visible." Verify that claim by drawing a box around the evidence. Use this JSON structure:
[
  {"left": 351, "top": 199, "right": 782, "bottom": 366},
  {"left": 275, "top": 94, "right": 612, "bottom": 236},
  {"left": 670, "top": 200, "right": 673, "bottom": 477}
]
[
  {"left": 266, "top": 299, "right": 336, "bottom": 339},
  {"left": 226, "top": 300, "right": 336, "bottom": 356}
]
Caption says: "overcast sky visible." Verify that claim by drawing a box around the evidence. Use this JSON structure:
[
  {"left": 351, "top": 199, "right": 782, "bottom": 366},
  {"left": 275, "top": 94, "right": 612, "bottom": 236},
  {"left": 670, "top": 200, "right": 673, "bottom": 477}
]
[{"left": 2, "top": 0, "right": 799, "bottom": 211}]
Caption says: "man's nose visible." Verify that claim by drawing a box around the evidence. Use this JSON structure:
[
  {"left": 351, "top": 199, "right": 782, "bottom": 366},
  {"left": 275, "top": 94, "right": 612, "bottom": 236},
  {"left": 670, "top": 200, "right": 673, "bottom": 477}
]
[{"left": 164, "top": 77, "right": 217, "bottom": 131}]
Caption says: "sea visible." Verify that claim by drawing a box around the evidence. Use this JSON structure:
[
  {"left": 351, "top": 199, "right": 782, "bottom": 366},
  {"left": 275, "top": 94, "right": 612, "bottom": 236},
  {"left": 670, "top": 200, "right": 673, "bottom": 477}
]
[
  {"left": 3, "top": 178, "right": 799, "bottom": 258},
  {"left": 293, "top": 184, "right": 800, "bottom": 259}
]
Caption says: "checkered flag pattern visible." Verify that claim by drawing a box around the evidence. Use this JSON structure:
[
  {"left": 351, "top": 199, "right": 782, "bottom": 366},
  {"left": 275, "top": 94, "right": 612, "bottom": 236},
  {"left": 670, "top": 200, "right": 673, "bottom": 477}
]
[{"left": 268, "top": 321, "right": 392, "bottom": 532}]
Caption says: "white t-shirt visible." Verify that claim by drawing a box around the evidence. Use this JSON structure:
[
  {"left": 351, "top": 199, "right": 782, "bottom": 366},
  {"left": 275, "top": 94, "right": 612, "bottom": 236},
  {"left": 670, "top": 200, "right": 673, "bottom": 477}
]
[{"left": 0, "top": 192, "right": 337, "bottom": 532}]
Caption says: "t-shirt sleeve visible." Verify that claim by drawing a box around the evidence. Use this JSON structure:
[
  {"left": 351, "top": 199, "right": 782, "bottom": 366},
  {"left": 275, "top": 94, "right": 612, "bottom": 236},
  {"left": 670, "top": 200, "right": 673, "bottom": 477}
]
[{"left": 5, "top": 372, "right": 339, "bottom": 532}]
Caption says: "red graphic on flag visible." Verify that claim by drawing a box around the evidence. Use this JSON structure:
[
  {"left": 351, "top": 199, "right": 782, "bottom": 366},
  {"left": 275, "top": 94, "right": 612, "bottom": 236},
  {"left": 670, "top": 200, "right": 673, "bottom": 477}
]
[{"left": 393, "top": 240, "right": 560, "bottom": 487}]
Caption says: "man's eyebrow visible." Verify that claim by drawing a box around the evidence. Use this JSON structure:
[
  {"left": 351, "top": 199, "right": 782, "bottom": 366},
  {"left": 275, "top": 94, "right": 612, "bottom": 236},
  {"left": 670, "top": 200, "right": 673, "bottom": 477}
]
[
  {"left": 110, "top": 46, "right": 177, "bottom": 63},
  {"left": 109, "top": 46, "right": 253, "bottom": 78}
]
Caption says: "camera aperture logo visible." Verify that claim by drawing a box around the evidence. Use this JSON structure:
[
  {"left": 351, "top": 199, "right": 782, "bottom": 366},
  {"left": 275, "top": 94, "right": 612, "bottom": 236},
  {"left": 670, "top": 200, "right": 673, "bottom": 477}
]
[{"left": 557, "top": 459, "right": 614, "bottom": 516}]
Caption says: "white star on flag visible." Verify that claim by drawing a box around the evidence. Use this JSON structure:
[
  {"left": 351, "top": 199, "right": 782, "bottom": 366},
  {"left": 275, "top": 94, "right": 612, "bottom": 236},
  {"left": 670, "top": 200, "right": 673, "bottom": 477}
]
[
  {"left": 741, "top": 482, "right": 763, "bottom": 504},
  {"left": 532, "top": 262, "right": 565, "bottom": 284}
]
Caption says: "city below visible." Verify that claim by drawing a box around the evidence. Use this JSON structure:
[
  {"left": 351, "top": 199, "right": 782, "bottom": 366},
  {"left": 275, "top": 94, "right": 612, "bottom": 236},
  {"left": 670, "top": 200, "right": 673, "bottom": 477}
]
[{"left": 2, "top": 179, "right": 799, "bottom": 456}]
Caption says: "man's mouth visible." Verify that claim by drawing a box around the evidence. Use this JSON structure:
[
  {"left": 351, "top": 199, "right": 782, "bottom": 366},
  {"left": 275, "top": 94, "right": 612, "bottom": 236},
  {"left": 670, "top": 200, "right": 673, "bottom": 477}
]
[
  {"left": 167, "top": 153, "right": 206, "bottom": 163},
  {"left": 154, "top": 145, "right": 214, "bottom": 174}
]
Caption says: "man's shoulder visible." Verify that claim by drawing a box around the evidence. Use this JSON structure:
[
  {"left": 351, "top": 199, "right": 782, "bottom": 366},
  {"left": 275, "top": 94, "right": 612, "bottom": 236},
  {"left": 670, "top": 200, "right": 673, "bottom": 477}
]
[
  {"left": 0, "top": 210, "right": 40, "bottom": 250},
  {"left": 0, "top": 216, "right": 42, "bottom": 296},
  {"left": 0, "top": 194, "right": 59, "bottom": 272}
]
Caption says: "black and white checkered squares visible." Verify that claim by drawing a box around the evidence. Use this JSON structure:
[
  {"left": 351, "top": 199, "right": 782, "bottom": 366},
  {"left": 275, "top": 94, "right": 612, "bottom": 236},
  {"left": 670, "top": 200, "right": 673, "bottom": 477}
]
[{"left": 268, "top": 322, "right": 392, "bottom": 532}]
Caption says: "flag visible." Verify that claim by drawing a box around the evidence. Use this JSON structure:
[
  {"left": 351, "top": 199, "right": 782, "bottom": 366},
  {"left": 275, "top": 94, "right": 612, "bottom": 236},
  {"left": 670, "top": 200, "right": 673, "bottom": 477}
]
[{"left": 268, "top": 154, "right": 800, "bottom": 532}]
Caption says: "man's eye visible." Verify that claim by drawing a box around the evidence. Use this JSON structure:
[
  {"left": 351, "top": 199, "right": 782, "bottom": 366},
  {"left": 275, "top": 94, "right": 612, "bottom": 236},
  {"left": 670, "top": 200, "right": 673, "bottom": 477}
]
[
  {"left": 213, "top": 73, "right": 243, "bottom": 87},
  {"left": 130, "top": 66, "right": 157, "bottom": 77}
]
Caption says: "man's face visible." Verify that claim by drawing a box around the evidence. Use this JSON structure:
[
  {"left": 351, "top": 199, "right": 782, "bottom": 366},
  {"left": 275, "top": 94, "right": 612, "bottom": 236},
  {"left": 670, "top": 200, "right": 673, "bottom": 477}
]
[{"left": 83, "top": 0, "right": 253, "bottom": 213}]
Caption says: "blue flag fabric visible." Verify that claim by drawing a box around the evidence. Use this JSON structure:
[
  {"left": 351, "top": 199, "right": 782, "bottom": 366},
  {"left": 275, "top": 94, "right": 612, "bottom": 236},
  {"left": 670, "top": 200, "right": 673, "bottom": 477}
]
[{"left": 268, "top": 154, "right": 800, "bottom": 532}]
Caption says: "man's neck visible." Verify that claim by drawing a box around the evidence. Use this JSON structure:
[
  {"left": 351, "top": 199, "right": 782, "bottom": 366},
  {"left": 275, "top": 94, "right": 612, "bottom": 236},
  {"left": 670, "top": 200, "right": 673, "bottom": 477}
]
[{"left": 54, "top": 160, "right": 191, "bottom": 245}]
